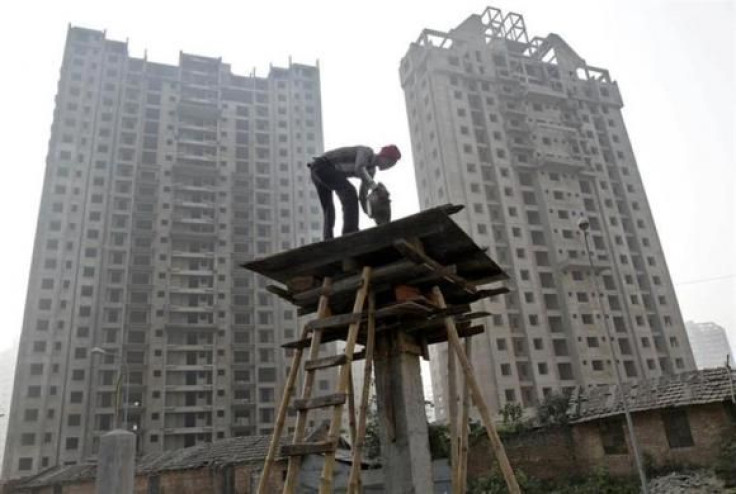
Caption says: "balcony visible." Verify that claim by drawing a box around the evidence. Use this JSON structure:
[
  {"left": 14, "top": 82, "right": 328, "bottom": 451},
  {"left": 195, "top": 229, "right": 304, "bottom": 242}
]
[
  {"left": 172, "top": 215, "right": 215, "bottom": 225},
  {"left": 231, "top": 399, "right": 256, "bottom": 410},
  {"left": 165, "top": 384, "right": 213, "bottom": 392},
  {"left": 170, "top": 250, "right": 215, "bottom": 259},
  {"left": 558, "top": 257, "right": 609, "bottom": 274},
  {"left": 524, "top": 81, "right": 566, "bottom": 100},
  {"left": 163, "top": 426, "right": 213, "bottom": 435},
  {"left": 537, "top": 152, "right": 588, "bottom": 173},
  {"left": 164, "top": 405, "right": 213, "bottom": 413},
  {"left": 165, "top": 364, "right": 213, "bottom": 371},
  {"left": 165, "top": 323, "right": 218, "bottom": 332}
]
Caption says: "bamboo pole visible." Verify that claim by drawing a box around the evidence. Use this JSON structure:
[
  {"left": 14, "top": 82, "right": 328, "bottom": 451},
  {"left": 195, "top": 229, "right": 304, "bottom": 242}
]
[
  {"left": 431, "top": 286, "right": 521, "bottom": 494},
  {"left": 458, "top": 338, "right": 472, "bottom": 494},
  {"left": 281, "top": 279, "right": 333, "bottom": 494},
  {"left": 258, "top": 278, "right": 332, "bottom": 494},
  {"left": 347, "top": 366, "right": 358, "bottom": 448},
  {"left": 447, "top": 334, "right": 460, "bottom": 493},
  {"left": 347, "top": 291, "right": 377, "bottom": 494},
  {"left": 319, "top": 267, "right": 372, "bottom": 494}
]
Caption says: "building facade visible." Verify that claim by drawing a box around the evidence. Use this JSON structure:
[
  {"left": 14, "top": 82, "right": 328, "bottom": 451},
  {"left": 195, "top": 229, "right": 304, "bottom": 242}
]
[
  {"left": 4, "top": 26, "right": 332, "bottom": 478},
  {"left": 686, "top": 321, "right": 734, "bottom": 370},
  {"left": 400, "top": 8, "right": 696, "bottom": 421}
]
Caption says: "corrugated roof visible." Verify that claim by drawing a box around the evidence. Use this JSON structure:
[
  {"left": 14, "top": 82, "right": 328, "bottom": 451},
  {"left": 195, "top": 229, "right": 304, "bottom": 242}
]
[{"left": 568, "top": 367, "right": 736, "bottom": 423}]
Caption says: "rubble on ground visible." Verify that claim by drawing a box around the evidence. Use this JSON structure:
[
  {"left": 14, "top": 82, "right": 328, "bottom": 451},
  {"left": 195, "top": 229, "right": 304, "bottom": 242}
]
[{"left": 648, "top": 471, "right": 728, "bottom": 494}]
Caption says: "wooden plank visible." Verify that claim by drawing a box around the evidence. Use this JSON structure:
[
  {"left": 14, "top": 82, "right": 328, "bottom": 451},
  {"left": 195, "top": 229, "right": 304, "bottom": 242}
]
[
  {"left": 305, "top": 351, "right": 366, "bottom": 371},
  {"left": 281, "top": 441, "right": 337, "bottom": 457},
  {"left": 305, "top": 354, "right": 347, "bottom": 371},
  {"left": 425, "top": 325, "right": 485, "bottom": 345},
  {"left": 292, "top": 393, "right": 347, "bottom": 411},
  {"left": 243, "top": 205, "right": 463, "bottom": 282},
  {"left": 266, "top": 285, "right": 294, "bottom": 303},
  {"left": 306, "top": 313, "right": 361, "bottom": 331},
  {"left": 475, "top": 287, "right": 511, "bottom": 299},
  {"left": 374, "top": 300, "right": 434, "bottom": 318}
]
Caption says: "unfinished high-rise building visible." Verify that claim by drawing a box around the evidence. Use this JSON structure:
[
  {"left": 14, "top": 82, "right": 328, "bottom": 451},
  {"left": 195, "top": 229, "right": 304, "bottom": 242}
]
[
  {"left": 4, "top": 26, "right": 332, "bottom": 478},
  {"left": 685, "top": 321, "right": 734, "bottom": 370},
  {"left": 400, "top": 8, "right": 696, "bottom": 421}
]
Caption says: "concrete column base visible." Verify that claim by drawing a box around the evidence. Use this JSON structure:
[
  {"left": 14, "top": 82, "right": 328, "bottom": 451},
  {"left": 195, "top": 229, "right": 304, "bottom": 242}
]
[
  {"left": 374, "top": 332, "right": 433, "bottom": 494},
  {"left": 95, "top": 429, "right": 136, "bottom": 494}
]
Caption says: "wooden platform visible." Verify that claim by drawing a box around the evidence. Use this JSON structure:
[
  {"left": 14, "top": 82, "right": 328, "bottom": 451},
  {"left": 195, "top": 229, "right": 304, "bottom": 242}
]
[
  {"left": 240, "top": 204, "right": 511, "bottom": 348},
  {"left": 242, "top": 204, "right": 509, "bottom": 316}
]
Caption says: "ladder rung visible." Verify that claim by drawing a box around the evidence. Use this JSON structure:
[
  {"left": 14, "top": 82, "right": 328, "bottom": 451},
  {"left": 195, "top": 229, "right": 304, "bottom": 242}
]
[
  {"left": 304, "top": 350, "right": 366, "bottom": 371},
  {"left": 306, "top": 312, "right": 362, "bottom": 331},
  {"left": 281, "top": 440, "right": 337, "bottom": 457},
  {"left": 292, "top": 393, "right": 347, "bottom": 411},
  {"left": 305, "top": 354, "right": 347, "bottom": 371}
]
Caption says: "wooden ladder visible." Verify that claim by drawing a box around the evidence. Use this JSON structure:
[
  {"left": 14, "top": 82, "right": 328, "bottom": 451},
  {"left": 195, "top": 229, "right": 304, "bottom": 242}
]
[{"left": 257, "top": 266, "right": 373, "bottom": 494}]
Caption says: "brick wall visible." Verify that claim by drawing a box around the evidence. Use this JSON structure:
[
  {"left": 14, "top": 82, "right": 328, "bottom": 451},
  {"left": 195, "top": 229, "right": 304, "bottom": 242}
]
[
  {"left": 574, "top": 402, "right": 735, "bottom": 476},
  {"left": 468, "top": 425, "right": 580, "bottom": 480},
  {"left": 468, "top": 402, "right": 736, "bottom": 481}
]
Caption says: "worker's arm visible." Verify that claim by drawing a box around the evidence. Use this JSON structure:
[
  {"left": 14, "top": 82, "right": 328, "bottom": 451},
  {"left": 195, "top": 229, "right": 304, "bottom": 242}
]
[
  {"left": 359, "top": 180, "right": 370, "bottom": 214},
  {"left": 355, "top": 147, "right": 378, "bottom": 191}
]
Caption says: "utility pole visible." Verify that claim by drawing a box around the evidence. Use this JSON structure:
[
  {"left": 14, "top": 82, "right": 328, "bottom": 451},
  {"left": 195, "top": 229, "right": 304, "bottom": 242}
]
[{"left": 578, "top": 217, "right": 648, "bottom": 494}]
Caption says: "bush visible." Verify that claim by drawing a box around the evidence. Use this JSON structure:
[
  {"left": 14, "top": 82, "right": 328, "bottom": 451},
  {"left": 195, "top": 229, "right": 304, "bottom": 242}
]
[
  {"left": 536, "top": 391, "right": 571, "bottom": 426},
  {"left": 468, "top": 467, "right": 638, "bottom": 494}
]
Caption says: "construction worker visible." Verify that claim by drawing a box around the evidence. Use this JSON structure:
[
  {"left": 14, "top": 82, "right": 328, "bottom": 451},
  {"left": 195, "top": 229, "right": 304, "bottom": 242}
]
[{"left": 308, "top": 145, "right": 401, "bottom": 240}]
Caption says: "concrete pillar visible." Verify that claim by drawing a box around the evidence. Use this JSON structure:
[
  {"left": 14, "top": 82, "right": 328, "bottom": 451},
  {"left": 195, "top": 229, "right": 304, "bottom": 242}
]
[
  {"left": 374, "top": 332, "right": 433, "bottom": 494},
  {"left": 95, "top": 429, "right": 136, "bottom": 494}
]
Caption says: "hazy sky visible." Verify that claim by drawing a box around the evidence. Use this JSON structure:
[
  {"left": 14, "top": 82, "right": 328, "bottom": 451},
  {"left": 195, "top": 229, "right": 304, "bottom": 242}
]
[{"left": 0, "top": 0, "right": 733, "bottom": 356}]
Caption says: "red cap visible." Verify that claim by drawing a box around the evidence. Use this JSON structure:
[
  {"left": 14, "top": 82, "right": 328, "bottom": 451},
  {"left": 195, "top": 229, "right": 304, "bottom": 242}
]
[{"left": 378, "top": 145, "right": 401, "bottom": 161}]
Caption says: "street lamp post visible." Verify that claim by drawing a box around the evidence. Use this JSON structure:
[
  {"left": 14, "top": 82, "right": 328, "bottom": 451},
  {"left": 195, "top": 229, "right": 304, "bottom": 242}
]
[
  {"left": 91, "top": 347, "right": 136, "bottom": 494},
  {"left": 91, "top": 347, "right": 130, "bottom": 429},
  {"left": 578, "top": 217, "right": 648, "bottom": 494}
]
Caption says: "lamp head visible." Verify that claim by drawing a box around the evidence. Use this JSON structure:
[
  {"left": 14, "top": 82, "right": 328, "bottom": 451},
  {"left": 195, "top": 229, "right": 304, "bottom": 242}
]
[{"left": 577, "top": 217, "right": 590, "bottom": 232}]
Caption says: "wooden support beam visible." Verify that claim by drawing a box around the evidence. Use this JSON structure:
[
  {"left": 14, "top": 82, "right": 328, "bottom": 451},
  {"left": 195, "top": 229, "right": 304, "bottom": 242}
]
[
  {"left": 293, "top": 259, "right": 423, "bottom": 305},
  {"left": 347, "top": 367, "right": 357, "bottom": 456},
  {"left": 348, "top": 291, "right": 377, "bottom": 494},
  {"left": 447, "top": 332, "right": 459, "bottom": 493},
  {"left": 306, "top": 312, "right": 361, "bottom": 331},
  {"left": 432, "top": 286, "right": 521, "bottom": 494},
  {"left": 394, "top": 240, "right": 477, "bottom": 295},
  {"left": 458, "top": 338, "right": 472, "bottom": 494},
  {"left": 304, "top": 351, "right": 366, "bottom": 371}
]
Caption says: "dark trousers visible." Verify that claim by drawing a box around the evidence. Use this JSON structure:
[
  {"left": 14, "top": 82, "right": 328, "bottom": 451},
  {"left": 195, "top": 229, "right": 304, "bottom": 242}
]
[{"left": 310, "top": 161, "right": 359, "bottom": 240}]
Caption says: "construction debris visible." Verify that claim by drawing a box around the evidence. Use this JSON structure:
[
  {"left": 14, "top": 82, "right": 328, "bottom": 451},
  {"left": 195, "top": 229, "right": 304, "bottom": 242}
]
[{"left": 648, "top": 471, "right": 727, "bottom": 494}]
